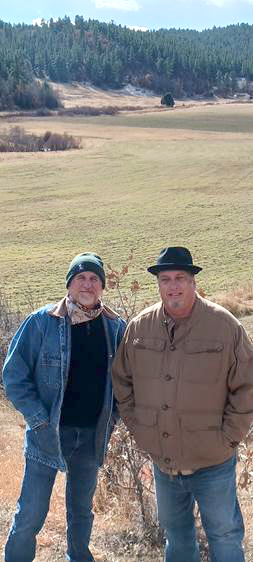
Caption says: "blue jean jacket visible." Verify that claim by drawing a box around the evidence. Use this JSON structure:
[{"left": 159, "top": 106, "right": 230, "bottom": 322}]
[{"left": 3, "top": 298, "right": 126, "bottom": 471}]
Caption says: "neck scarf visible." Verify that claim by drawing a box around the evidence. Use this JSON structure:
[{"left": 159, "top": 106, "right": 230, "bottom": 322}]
[{"left": 66, "top": 294, "right": 104, "bottom": 325}]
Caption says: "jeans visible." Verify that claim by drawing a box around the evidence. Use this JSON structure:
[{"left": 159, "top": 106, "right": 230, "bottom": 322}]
[
  {"left": 5, "top": 426, "right": 99, "bottom": 562},
  {"left": 154, "top": 453, "right": 245, "bottom": 562}
]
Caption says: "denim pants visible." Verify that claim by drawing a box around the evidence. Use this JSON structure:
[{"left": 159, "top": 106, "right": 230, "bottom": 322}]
[
  {"left": 154, "top": 453, "right": 245, "bottom": 562},
  {"left": 5, "top": 426, "right": 99, "bottom": 562}
]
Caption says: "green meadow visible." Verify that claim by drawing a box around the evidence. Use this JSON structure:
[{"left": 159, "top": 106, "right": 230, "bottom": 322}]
[{"left": 1, "top": 102, "right": 253, "bottom": 308}]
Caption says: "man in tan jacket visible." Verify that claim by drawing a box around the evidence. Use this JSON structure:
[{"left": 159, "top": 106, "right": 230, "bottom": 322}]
[{"left": 112, "top": 246, "right": 253, "bottom": 562}]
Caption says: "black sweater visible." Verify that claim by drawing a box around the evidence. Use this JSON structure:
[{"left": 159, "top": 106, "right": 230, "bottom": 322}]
[{"left": 60, "top": 315, "right": 107, "bottom": 427}]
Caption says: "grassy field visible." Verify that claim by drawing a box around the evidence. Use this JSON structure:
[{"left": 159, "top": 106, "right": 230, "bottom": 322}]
[{"left": 1, "top": 97, "right": 253, "bottom": 308}]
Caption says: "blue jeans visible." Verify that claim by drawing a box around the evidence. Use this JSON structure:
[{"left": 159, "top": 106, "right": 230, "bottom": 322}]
[
  {"left": 5, "top": 426, "right": 99, "bottom": 562},
  {"left": 154, "top": 454, "right": 245, "bottom": 562}
]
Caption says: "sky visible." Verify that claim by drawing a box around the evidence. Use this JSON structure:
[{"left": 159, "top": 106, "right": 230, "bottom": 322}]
[{"left": 1, "top": 0, "right": 253, "bottom": 31}]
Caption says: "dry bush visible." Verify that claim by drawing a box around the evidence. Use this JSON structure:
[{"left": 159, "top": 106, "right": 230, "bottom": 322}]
[
  {"left": 58, "top": 106, "right": 119, "bottom": 116},
  {"left": 42, "top": 131, "right": 80, "bottom": 151},
  {"left": 107, "top": 250, "right": 144, "bottom": 321},
  {"left": 0, "top": 127, "right": 81, "bottom": 152},
  {"left": 95, "top": 421, "right": 164, "bottom": 558},
  {"left": 58, "top": 105, "right": 142, "bottom": 117},
  {"left": 0, "top": 291, "right": 22, "bottom": 377},
  {"left": 210, "top": 284, "right": 253, "bottom": 318}
]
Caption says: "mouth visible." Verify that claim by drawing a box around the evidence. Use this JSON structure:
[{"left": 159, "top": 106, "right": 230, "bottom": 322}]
[
  {"left": 80, "top": 291, "right": 94, "bottom": 296},
  {"left": 80, "top": 289, "right": 94, "bottom": 293}
]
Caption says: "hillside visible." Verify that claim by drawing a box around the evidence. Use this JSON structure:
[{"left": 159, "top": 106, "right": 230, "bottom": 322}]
[{"left": 1, "top": 18, "right": 253, "bottom": 110}]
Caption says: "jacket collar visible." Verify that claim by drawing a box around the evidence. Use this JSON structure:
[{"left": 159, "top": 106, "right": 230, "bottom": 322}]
[
  {"left": 160, "top": 292, "right": 203, "bottom": 341},
  {"left": 48, "top": 296, "right": 122, "bottom": 320}
]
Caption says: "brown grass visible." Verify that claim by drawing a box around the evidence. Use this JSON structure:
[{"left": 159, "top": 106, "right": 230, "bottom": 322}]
[{"left": 211, "top": 284, "right": 253, "bottom": 318}]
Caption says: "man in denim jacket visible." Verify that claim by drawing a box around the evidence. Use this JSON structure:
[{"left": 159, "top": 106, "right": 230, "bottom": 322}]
[{"left": 3, "top": 252, "right": 125, "bottom": 562}]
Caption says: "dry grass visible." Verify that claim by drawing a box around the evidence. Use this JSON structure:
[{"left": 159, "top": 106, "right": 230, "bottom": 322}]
[
  {"left": 53, "top": 82, "right": 162, "bottom": 111},
  {"left": 211, "top": 284, "right": 253, "bottom": 318}
]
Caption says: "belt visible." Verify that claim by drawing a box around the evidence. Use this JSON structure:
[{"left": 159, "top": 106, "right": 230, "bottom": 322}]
[{"left": 169, "top": 469, "right": 195, "bottom": 476}]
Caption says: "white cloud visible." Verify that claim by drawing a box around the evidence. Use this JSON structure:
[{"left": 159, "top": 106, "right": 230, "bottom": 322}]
[
  {"left": 128, "top": 25, "right": 148, "bottom": 30},
  {"left": 206, "top": 0, "right": 253, "bottom": 5},
  {"left": 32, "top": 18, "right": 44, "bottom": 26},
  {"left": 95, "top": 0, "right": 140, "bottom": 11}
]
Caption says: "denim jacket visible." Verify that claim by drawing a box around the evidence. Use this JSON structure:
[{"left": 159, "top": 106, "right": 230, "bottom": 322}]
[{"left": 3, "top": 297, "right": 126, "bottom": 471}]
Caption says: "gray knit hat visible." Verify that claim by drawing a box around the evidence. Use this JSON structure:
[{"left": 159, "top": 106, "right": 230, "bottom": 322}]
[{"left": 66, "top": 253, "right": 106, "bottom": 288}]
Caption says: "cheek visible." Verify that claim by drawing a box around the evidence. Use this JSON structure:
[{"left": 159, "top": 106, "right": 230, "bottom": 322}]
[
  {"left": 68, "top": 284, "right": 77, "bottom": 298},
  {"left": 95, "top": 285, "right": 103, "bottom": 297}
]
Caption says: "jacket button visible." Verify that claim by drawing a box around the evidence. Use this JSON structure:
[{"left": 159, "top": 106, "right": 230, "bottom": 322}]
[
  {"left": 162, "top": 404, "right": 169, "bottom": 410},
  {"left": 164, "top": 457, "right": 171, "bottom": 464},
  {"left": 165, "top": 374, "right": 172, "bottom": 381},
  {"left": 170, "top": 344, "right": 176, "bottom": 351},
  {"left": 163, "top": 432, "right": 169, "bottom": 438}
]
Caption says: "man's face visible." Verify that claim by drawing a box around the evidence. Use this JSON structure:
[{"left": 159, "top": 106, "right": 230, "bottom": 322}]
[
  {"left": 158, "top": 270, "right": 196, "bottom": 318},
  {"left": 68, "top": 271, "right": 103, "bottom": 309}
]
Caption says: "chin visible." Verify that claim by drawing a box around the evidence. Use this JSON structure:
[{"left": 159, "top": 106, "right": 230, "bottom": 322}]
[
  {"left": 168, "top": 300, "right": 181, "bottom": 309},
  {"left": 79, "top": 297, "right": 95, "bottom": 307}
]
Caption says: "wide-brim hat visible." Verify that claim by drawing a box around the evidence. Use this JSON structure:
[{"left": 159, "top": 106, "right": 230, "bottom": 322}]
[{"left": 147, "top": 246, "right": 202, "bottom": 276}]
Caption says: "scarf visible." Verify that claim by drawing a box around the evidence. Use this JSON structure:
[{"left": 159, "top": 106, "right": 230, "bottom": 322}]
[{"left": 66, "top": 294, "right": 104, "bottom": 325}]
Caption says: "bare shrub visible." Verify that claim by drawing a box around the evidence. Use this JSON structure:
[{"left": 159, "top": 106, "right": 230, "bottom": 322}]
[
  {"left": 0, "top": 291, "right": 22, "bottom": 378},
  {"left": 0, "top": 127, "right": 81, "bottom": 152},
  {"left": 210, "top": 284, "right": 253, "bottom": 318},
  {"left": 58, "top": 106, "right": 119, "bottom": 116},
  {"left": 42, "top": 131, "right": 80, "bottom": 151},
  {"left": 58, "top": 105, "right": 142, "bottom": 117},
  {"left": 107, "top": 250, "right": 145, "bottom": 321},
  {"left": 96, "top": 422, "right": 162, "bottom": 546}
]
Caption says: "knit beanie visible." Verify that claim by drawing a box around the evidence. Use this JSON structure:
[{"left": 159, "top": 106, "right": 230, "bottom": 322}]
[{"left": 66, "top": 253, "right": 106, "bottom": 288}]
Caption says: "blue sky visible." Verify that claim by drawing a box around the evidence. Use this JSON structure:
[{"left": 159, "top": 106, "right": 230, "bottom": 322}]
[{"left": 1, "top": 0, "right": 253, "bottom": 30}]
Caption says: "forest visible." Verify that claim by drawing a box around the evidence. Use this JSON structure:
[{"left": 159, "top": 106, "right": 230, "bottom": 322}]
[{"left": 1, "top": 17, "right": 253, "bottom": 109}]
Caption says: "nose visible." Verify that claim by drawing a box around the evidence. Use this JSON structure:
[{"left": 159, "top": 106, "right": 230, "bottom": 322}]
[
  {"left": 81, "top": 278, "right": 92, "bottom": 289},
  {"left": 169, "top": 279, "right": 180, "bottom": 289}
]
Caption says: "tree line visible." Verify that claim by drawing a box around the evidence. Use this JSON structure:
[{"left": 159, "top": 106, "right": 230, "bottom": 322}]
[{"left": 1, "top": 17, "right": 253, "bottom": 109}]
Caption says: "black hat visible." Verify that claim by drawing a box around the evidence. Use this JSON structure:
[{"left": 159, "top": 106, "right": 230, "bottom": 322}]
[
  {"left": 147, "top": 247, "right": 202, "bottom": 276},
  {"left": 66, "top": 253, "right": 106, "bottom": 288}
]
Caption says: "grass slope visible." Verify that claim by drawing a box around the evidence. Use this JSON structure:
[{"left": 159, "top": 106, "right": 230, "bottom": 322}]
[{"left": 0, "top": 102, "right": 253, "bottom": 307}]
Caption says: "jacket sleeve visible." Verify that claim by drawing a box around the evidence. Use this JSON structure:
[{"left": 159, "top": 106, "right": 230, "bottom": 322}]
[
  {"left": 222, "top": 324, "right": 253, "bottom": 446},
  {"left": 112, "top": 322, "right": 136, "bottom": 432},
  {"left": 117, "top": 317, "right": 127, "bottom": 346},
  {"left": 112, "top": 317, "right": 127, "bottom": 421},
  {"left": 2, "top": 312, "right": 49, "bottom": 429}
]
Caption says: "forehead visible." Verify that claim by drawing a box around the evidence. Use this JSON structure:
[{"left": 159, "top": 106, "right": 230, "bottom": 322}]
[{"left": 158, "top": 270, "right": 192, "bottom": 280}]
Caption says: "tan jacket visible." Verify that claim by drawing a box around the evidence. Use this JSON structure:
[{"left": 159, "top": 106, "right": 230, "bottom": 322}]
[{"left": 112, "top": 294, "right": 253, "bottom": 472}]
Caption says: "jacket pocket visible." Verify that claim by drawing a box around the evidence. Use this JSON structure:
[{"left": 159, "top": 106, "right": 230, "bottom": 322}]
[
  {"left": 133, "top": 406, "right": 162, "bottom": 457},
  {"left": 132, "top": 337, "right": 166, "bottom": 378},
  {"left": 183, "top": 339, "right": 224, "bottom": 384},
  {"left": 40, "top": 353, "right": 61, "bottom": 387},
  {"left": 180, "top": 414, "right": 233, "bottom": 465},
  {"left": 27, "top": 424, "right": 59, "bottom": 459}
]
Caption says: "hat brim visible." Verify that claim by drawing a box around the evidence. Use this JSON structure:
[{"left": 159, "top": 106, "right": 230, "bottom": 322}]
[{"left": 147, "top": 264, "right": 202, "bottom": 276}]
